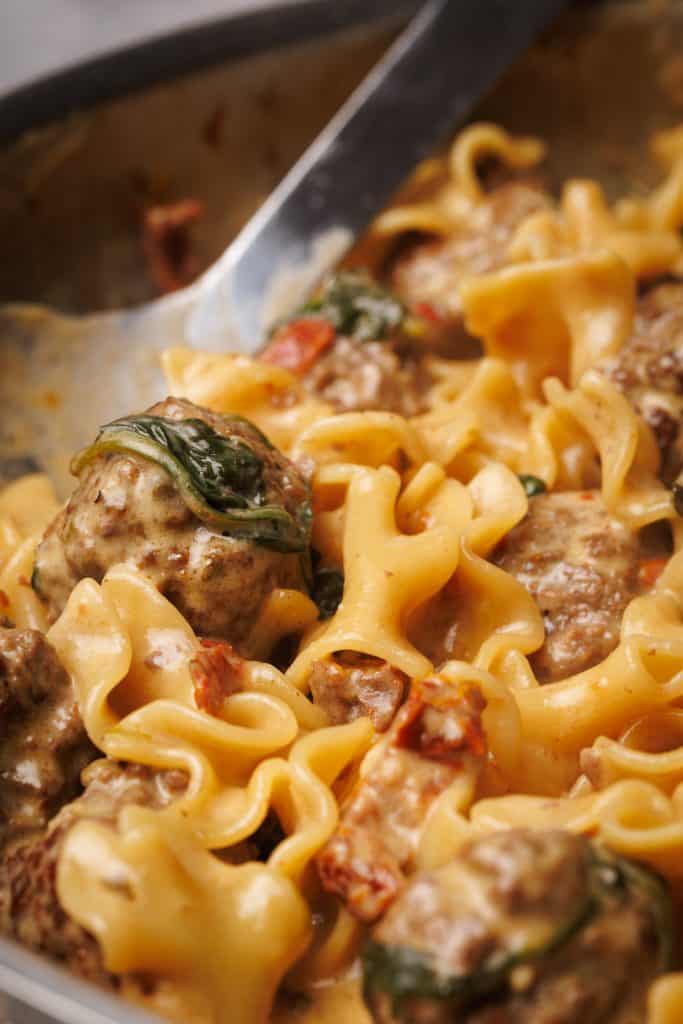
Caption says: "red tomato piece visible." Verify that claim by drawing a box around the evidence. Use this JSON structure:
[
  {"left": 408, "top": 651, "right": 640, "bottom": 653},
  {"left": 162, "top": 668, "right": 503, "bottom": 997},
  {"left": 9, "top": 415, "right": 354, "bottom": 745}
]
[
  {"left": 190, "top": 638, "right": 245, "bottom": 716},
  {"left": 260, "top": 317, "right": 336, "bottom": 374},
  {"left": 413, "top": 301, "right": 442, "bottom": 324},
  {"left": 639, "top": 556, "right": 669, "bottom": 589}
]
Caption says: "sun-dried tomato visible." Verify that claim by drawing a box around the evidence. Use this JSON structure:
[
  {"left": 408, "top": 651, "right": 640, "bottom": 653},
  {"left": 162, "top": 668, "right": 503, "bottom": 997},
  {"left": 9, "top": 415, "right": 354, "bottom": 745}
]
[
  {"left": 142, "top": 198, "right": 205, "bottom": 295},
  {"left": 190, "top": 638, "right": 245, "bottom": 716},
  {"left": 639, "top": 556, "right": 669, "bottom": 589},
  {"left": 260, "top": 317, "right": 336, "bottom": 374},
  {"left": 394, "top": 679, "right": 487, "bottom": 763},
  {"left": 413, "top": 301, "right": 442, "bottom": 323}
]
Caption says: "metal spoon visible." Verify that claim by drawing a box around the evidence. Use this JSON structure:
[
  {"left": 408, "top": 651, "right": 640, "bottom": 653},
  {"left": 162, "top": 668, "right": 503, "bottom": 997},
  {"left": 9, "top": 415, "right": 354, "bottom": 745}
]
[{"left": 0, "top": 0, "right": 568, "bottom": 490}]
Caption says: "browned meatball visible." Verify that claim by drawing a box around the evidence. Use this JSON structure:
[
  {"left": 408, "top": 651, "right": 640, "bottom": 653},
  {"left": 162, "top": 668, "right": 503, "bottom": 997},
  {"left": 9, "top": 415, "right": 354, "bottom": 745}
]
[
  {"left": 390, "top": 181, "right": 550, "bottom": 325},
  {"left": 599, "top": 281, "right": 683, "bottom": 481},
  {"left": 318, "top": 677, "right": 486, "bottom": 922},
  {"left": 0, "top": 626, "right": 95, "bottom": 846},
  {"left": 33, "top": 398, "right": 312, "bottom": 656},
  {"left": 308, "top": 653, "right": 408, "bottom": 732},
  {"left": 363, "top": 829, "right": 670, "bottom": 1024},
  {"left": 260, "top": 272, "right": 436, "bottom": 415},
  {"left": 0, "top": 759, "right": 187, "bottom": 987},
  {"left": 305, "top": 336, "right": 433, "bottom": 416},
  {"left": 492, "top": 491, "right": 641, "bottom": 682}
]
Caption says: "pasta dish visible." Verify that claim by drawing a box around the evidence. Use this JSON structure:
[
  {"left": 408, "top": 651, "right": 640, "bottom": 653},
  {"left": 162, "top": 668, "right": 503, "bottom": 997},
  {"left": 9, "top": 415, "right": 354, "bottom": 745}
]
[{"left": 3, "top": 121, "right": 683, "bottom": 1024}]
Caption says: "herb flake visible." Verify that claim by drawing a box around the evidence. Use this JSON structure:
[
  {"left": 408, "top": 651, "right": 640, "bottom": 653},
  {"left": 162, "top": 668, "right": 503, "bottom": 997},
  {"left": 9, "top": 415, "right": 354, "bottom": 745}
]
[{"left": 280, "top": 272, "right": 407, "bottom": 343}]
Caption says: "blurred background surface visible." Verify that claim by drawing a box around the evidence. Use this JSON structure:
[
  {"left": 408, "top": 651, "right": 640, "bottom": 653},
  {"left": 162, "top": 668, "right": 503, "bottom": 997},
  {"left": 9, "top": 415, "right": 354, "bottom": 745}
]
[{"left": 0, "top": 1, "right": 682, "bottom": 315}]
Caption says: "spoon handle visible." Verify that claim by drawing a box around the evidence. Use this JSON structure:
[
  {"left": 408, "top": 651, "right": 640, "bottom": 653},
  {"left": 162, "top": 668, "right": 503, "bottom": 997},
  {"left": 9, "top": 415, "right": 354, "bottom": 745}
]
[{"left": 189, "top": 0, "right": 570, "bottom": 350}]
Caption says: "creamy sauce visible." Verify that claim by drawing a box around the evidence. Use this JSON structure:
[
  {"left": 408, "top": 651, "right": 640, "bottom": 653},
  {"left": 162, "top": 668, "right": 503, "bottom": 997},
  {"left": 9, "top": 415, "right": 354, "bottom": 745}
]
[{"left": 272, "top": 978, "right": 370, "bottom": 1024}]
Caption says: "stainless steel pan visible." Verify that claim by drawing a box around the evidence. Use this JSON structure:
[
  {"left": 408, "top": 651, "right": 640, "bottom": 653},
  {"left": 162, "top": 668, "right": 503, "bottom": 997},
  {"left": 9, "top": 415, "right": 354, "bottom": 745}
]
[{"left": 1, "top": 0, "right": 682, "bottom": 1020}]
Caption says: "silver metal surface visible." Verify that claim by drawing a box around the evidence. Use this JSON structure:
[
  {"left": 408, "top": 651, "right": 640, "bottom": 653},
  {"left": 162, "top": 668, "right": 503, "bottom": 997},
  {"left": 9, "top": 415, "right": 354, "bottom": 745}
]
[
  {"left": 0, "top": 941, "right": 160, "bottom": 1024},
  {"left": 0, "top": 0, "right": 569, "bottom": 493},
  {"left": 190, "top": 0, "right": 570, "bottom": 348},
  {"left": 0, "top": 8, "right": 403, "bottom": 491},
  {"left": 0, "top": 1, "right": 682, "bottom": 1022}
]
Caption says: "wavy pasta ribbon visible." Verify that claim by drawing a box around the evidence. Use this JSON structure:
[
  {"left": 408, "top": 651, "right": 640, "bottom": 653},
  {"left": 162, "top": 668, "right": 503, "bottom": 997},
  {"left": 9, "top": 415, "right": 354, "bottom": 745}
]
[
  {"left": 461, "top": 251, "right": 634, "bottom": 395},
  {"left": 509, "top": 179, "right": 683, "bottom": 277},
  {"left": 542, "top": 370, "right": 672, "bottom": 527},
  {"left": 427, "top": 551, "right": 683, "bottom": 797},
  {"left": 415, "top": 358, "right": 533, "bottom": 476},
  {"left": 162, "top": 347, "right": 331, "bottom": 454},
  {"left": 287, "top": 466, "right": 462, "bottom": 684},
  {"left": 372, "top": 123, "right": 545, "bottom": 238},
  {"left": 288, "top": 459, "right": 532, "bottom": 690},
  {"left": 468, "top": 779, "right": 683, "bottom": 882},
  {"left": 616, "top": 125, "right": 683, "bottom": 236},
  {"left": 0, "top": 473, "right": 59, "bottom": 629},
  {"left": 58, "top": 811, "right": 312, "bottom": 1024},
  {"left": 291, "top": 411, "right": 426, "bottom": 471},
  {"left": 583, "top": 711, "right": 683, "bottom": 794},
  {"left": 9, "top": 118, "right": 683, "bottom": 1024},
  {"left": 46, "top": 563, "right": 378, "bottom": 1020},
  {"left": 648, "top": 974, "right": 683, "bottom": 1024},
  {"left": 48, "top": 564, "right": 373, "bottom": 855}
]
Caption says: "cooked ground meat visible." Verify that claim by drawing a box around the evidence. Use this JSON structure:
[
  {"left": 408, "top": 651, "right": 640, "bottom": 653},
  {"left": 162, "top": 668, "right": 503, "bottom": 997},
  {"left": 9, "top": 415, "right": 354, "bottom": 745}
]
[
  {"left": 492, "top": 491, "right": 641, "bottom": 682},
  {"left": 389, "top": 181, "right": 550, "bottom": 325},
  {"left": 33, "top": 398, "right": 311, "bottom": 656},
  {"left": 308, "top": 653, "right": 408, "bottom": 732},
  {"left": 0, "top": 626, "right": 95, "bottom": 846},
  {"left": 260, "top": 271, "right": 437, "bottom": 415},
  {"left": 304, "top": 336, "right": 433, "bottom": 416},
  {"left": 599, "top": 281, "right": 683, "bottom": 481},
  {"left": 317, "top": 677, "right": 486, "bottom": 922},
  {"left": 365, "top": 830, "right": 666, "bottom": 1024},
  {"left": 0, "top": 759, "right": 187, "bottom": 987}
]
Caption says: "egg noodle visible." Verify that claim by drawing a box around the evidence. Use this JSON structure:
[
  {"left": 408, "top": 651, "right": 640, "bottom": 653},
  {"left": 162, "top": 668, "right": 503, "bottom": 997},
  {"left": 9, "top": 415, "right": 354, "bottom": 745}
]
[{"left": 4, "top": 123, "right": 683, "bottom": 1023}]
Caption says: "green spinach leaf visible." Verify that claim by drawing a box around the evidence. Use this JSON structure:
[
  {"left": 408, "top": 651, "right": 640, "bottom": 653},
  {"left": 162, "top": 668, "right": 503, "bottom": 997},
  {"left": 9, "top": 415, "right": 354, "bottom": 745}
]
[
  {"left": 518, "top": 474, "right": 547, "bottom": 497},
  {"left": 285, "top": 272, "right": 407, "bottom": 343},
  {"left": 72, "top": 415, "right": 311, "bottom": 553},
  {"left": 362, "top": 843, "right": 673, "bottom": 1018}
]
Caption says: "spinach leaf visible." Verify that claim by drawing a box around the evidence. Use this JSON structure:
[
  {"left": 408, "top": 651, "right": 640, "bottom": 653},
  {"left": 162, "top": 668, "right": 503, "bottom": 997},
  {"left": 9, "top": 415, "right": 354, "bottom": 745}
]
[
  {"left": 287, "top": 272, "right": 407, "bottom": 343},
  {"left": 112, "top": 415, "right": 264, "bottom": 507},
  {"left": 363, "top": 889, "right": 595, "bottom": 1013},
  {"left": 362, "top": 843, "right": 673, "bottom": 1018},
  {"left": 71, "top": 415, "right": 311, "bottom": 553},
  {"left": 592, "top": 847, "right": 674, "bottom": 972},
  {"left": 518, "top": 474, "right": 547, "bottom": 497}
]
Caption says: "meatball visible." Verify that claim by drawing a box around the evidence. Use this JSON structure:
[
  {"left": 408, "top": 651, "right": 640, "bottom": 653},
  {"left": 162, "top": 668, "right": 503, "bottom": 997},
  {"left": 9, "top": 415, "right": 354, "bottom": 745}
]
[
  {"left": 260, "top": 272, "right": 435, "bottom": 415},
  {"left": 304, "top": 336, "right": 433, "bottom": 416},
  {"left": 390, "top": 181, "right": 550, "bottom": 326},
  {"left": 0, "top": 759, "right": 187, "bottom": 987},
  {"left": 0, "top": 626, "right": 95, "bottom": 846},
  {"left": 363, "top": 829, "right": 671, "bottom": 1024},
  {"left": 33, "top": 398, "right": 312, "bottom": 656},
  {"left": 599, "top": 280, "right": 683, "bottom": 481},
  {"left": 308, "top": 653, "right": 408, "bottom": 732},
  {"left": 317, "top": 677, "right": 486, "bottom": 922},
  {"left": 492, "top": 491, "right": 641, "bottom": 682}
]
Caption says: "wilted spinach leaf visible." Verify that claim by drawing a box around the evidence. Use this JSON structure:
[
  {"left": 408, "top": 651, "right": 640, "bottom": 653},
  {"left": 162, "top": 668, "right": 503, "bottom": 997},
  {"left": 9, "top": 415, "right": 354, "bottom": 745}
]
[
  {"left": 288, "top": 272, "right": 406, "bottom": 343},
  {"left": 363, "top": 843, "right": 673, "bottom": 1016},
  {"left": 518, "top": 474, "right": 547, "bottom": 497},
  {"left": 72, "top": 414, "right": 310, "bottom": 553}
]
